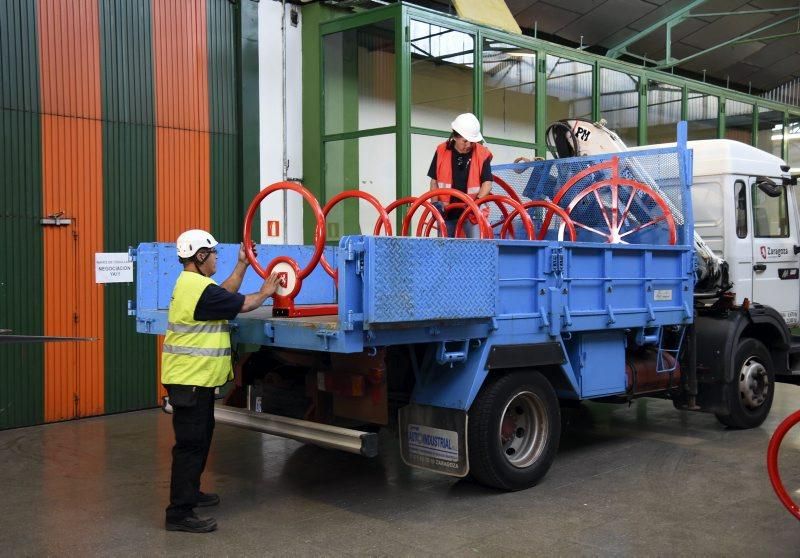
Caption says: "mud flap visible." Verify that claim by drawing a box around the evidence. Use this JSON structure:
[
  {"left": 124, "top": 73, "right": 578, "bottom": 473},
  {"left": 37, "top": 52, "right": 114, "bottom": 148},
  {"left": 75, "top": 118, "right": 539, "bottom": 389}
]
[{"left": 398, "top": 403, "right": 468, "bottom": 477}]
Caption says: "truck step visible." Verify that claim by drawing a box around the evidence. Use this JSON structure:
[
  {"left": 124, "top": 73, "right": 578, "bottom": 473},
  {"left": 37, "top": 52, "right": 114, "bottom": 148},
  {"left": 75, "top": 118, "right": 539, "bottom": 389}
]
[{"left": 214, "top": 404, "right": 378, "bottom": 457}]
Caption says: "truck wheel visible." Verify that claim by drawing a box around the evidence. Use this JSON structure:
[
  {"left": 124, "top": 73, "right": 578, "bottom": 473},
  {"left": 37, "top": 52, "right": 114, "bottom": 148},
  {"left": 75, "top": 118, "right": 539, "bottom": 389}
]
[
  {"left": 715, "top": 338, "right": 774, "bottom": 429},
  {"left": 468, "top": 371, "right": 560, "bottom": 490}
]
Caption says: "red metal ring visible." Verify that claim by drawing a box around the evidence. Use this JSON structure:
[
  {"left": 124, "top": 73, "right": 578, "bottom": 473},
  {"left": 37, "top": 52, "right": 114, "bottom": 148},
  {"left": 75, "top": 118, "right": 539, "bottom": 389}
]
[
  {"left": 320, "top": 190, "right": 392, "bottom": 282},
  {"left": 767, "top": 409, "right": 800, "bottom": 520},
  {"left": 242, "top": 181, "right": 326, "bottom": 280},
  {"left": 402, "top": 189, "right": 492, "bottom": 239},
  {"left": 379, "top": 196, "right": 446, "bottom": 237},
  {"left": 454, "top": 195, "right": 532, "bottom": 239},
  {"left": 500, "top": 200, "right": 577, "bottom": 241}
]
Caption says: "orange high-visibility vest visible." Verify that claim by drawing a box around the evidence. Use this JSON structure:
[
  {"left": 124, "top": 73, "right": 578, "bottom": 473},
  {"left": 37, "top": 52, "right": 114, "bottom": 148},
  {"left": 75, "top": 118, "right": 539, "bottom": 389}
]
[{"left": 433, "top": 141, "right": 492, "bottom": 217}]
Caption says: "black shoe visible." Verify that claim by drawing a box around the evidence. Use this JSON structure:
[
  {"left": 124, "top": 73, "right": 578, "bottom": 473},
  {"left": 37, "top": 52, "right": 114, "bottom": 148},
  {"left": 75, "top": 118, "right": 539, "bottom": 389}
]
[
  {"left": 197, "top": 491, "right": 220, "bottom": 507},
  {"left": 165, "top": 514, "right": 217, "bottom": 533}
]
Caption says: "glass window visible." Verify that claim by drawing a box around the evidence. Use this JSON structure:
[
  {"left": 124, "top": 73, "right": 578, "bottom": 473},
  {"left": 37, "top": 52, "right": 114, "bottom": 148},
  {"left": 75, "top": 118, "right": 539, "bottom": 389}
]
[
  {"left": 725, "top": 100, "right": 753, "bottom": 145},
  {"left": 788, "top": 116, "right": 799, "bottom": 169},
  {"left": 686, "top": 90, "right": 718, "bottom": 140},
  {"left": 599, "top": 68, "right": 639, "bottom": 146},
  {"left": 647, "top": 80, "right": 682, "bottom": 144},
  {"left": 752, "top": 182, "right": 788, "bottom": 238},
  {"left": 411, "top": 22, "right": 474, "bottom": 130},
  {"left": 757, "top": 107, "right": 784, "bottom": 158},
  {"left": 481, "top": 40, "right": 535, "bottom": 143},
  {"left": 323, "top": 21, "right": 396, "bottom": 135},
  {"left": 735, "top": 180, "right": 747, "bottom": 239},
  {"left": 545, "top": 56, "right": 592, "bottom": 123},
  {"left": 324, "top": 134, "right": 396, "bottom": 240}
]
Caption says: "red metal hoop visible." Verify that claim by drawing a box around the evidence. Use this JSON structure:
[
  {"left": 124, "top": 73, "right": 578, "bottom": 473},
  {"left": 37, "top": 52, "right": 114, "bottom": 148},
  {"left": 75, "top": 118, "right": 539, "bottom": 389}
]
[
  {"left": 454, "top": 195, "right": 534, "bottom": 239},
  {"left": 377, "top": 196, "right": 446, "bottom": 237},
  {"left": 767, "top": 409, "right": 800, "bottom": 520},
  {"left": 402, "top": 189, "right": 492, "bottom": 239},
  {"left": 320, "top": 190, "right": 392, "bottom": 282},
  {"left": 242, "top": 181, "right": 326, "bottom": 280},
  {"left": 499, "top": 200, "right": 577, "bottom": 241}
]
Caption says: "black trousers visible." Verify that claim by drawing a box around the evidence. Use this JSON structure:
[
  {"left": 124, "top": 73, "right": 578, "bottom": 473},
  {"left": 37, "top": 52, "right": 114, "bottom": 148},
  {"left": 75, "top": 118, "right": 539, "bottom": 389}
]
[{"left": 165, "top": 385, "right": 216, "bottom": 521}]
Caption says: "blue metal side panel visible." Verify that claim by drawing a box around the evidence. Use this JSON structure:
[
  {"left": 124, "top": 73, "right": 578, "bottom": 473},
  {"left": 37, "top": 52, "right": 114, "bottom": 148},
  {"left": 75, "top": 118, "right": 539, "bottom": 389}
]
[
  {"left": 362, "top": 237, "right": 498, "bottom": 325},
  {"left": 496, "top": 241, "right": 550, "bottom": 317},
  {"left": 564, "top": 331, "right": 627, "bottom": 398},
  {"left": 148, "top": 243, "right": 338, "bottom": 310}
]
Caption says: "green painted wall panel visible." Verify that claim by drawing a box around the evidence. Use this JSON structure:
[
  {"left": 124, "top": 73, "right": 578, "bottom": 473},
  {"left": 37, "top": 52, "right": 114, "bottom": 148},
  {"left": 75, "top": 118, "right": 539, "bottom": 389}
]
[
  {"left": 101, "top": 122, "right": 157, "bottom": 413},
  {"left": 0, "top": 108, "right": 44, "bottom": 429},
  {"left": 209, "top": 0, "right": 240, "bottom": 241},
  {"left": 0, "top": 0, "right": 40, "bottom": 112},
  {"left": 210, "top": 132, "right": 240, "bottom": 242},
  {"left": 99, "top": 2, "right": 157, "bottom": 413},
  {"left": 98, "top": 0, "right": 154, "bottom": 124},
  {"left": 208, "top": 0, "right": 238, "bottom": 135}
]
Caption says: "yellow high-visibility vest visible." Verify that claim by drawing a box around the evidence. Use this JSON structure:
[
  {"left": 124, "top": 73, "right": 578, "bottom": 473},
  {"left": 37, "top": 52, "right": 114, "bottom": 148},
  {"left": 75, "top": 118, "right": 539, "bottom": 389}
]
[{"left": 161, "top": 271, "right": 234, "bottom": 387}]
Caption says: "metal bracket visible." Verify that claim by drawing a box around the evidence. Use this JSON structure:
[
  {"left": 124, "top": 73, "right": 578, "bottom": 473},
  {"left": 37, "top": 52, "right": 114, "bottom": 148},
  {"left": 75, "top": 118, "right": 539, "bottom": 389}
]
[
  {"left": 128, "top": 247, "right": 137, "bottom": 262},
  {"left": 40, "top": 214, "right": 72, "bottom": 226},
  {"left": 127, "top": 300, "right": 136, "bottom": 317},
  {"left": 547, "top": 247, "right": 564, "bottom": 274},
  {"left": 435, "top": 339, "right": 469, "bottom": 365}
]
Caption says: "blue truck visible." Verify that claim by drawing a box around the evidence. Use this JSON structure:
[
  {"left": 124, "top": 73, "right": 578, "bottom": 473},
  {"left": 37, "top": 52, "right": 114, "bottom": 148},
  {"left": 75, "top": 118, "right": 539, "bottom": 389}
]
[{"left": 131, "top": 125, "right": 790, "bottom": 490}]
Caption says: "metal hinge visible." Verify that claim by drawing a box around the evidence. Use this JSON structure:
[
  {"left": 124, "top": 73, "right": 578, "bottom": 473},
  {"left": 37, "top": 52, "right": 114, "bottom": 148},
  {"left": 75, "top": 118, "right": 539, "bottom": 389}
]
[
  {"left": 548, "top": 248, "right": 564, "bottom": 274},
  {"left": 40, "top": 212, "right": 72, "bottom": 226}
]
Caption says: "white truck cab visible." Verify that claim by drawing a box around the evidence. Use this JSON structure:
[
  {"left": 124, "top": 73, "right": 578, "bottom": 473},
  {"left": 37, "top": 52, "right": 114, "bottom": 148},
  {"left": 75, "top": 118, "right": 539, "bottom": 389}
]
[{"left": 684, "top": 140, "right": 799, "bottom": 326}]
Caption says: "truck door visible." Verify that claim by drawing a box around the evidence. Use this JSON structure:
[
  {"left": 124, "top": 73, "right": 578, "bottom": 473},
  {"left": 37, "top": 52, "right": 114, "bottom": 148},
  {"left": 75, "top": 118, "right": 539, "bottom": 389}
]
[{"left": 751, "top": 178, "right": 800, "bottom": 326}]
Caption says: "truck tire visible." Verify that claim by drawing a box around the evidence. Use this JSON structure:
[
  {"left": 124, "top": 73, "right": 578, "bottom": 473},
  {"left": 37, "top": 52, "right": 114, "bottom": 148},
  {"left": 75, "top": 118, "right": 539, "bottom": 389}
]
[
  {"left": 468, "top": 371, "right": 560, "bottom": 490},
  {"left": 715, "top": 338, "right": 774, "bottom": 429}
]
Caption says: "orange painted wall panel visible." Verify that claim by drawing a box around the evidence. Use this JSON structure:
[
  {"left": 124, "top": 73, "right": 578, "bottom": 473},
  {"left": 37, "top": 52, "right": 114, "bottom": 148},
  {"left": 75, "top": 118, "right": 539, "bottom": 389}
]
[
  {"left": 38, "top": 0, "right": 104, "bottom": 421},
  {"left": 37, "top": 0, "right": 101, "bottom": 118},
  {"left": 40, "top": 115, "right": 105, "bottom": 421},
  {"left": 152, "top": 0, "right": 209, "bottom": 131}
]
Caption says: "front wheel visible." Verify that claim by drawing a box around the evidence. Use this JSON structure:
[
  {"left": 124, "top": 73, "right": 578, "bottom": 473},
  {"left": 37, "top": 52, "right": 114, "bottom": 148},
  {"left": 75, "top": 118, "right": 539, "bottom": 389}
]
[
  {"left": 715, "top": 338, "right": 774, "bottom": 429},
  {"left": 468, "top": 371, "right": 560, "bottom": 490}
]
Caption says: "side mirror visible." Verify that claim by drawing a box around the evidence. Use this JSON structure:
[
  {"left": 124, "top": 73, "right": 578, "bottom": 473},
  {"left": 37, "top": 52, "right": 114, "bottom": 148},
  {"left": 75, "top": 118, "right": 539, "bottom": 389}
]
[{"left": 755, "top": 176, "right": 782, "bottom": 197}]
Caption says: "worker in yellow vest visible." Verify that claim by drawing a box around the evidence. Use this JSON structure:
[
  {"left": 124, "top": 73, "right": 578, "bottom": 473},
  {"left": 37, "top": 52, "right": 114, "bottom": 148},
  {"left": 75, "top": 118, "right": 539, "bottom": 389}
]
[
  {"left": 428, "top": 113, "right": 494, "bottom": 238},
  {"left": 163, "top": 229, "right": 280, "bottom": 533}
]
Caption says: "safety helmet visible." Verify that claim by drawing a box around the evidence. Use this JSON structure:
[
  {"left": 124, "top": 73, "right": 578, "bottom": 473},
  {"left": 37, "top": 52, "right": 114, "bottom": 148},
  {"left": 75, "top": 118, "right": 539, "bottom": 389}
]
[
  {"left": 450, "top": 113, "right": 483, "bottom": 143},
  {"left": 176, "top": 229, "right": 218, "bottom": 258}
]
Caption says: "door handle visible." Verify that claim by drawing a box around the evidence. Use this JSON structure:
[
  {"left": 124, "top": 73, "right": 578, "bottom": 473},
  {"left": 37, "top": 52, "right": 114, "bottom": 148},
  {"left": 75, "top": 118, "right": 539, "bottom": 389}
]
[
  {"left": 753, "top": 263, "right": 767, "bottom": 272},
  {"left": 794, "top": 245, "right": 800, "bottom": 255}
]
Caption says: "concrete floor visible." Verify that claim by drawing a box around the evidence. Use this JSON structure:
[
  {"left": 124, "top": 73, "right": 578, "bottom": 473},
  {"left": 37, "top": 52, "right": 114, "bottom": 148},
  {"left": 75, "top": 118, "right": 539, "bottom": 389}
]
[{"left": 1, "top": 385, "right": 799, "bottom": 557}]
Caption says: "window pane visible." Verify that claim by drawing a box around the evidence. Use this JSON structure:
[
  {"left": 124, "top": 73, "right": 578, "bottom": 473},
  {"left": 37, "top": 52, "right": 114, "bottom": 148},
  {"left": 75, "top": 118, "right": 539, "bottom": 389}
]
[
  {"left": 725, "top": 100, "right": 753, "bottom": 145},
  {"left": 323, "top": 21, "right": 395, "bottom": 135},
  {"left": 411, "top": 22, "right": 474, "bottom": 130},
  {"left": 324, "top": 134, "right": 396, "bottom": 240},
  {"left": 600, "top": 68, "right": 639, "bottom": 146},
  {"left": 788, "top": 116, "right": 799, "bottom": 169},
  {"left": 647, "top": 80, "right": 682, "bottom": 144},
  {"left": 752, "top": 183, "right": 788, "bottom": 238},
  {"left": 735, "top": 180, "right": 747, "bottom": 239},
  {"left": 686, "top": 90, "right": 718, "bottom": 140},
  {"left": 482, "top": 40, "right": 535, "bottom": 143},
  {"left": 546, "top": 56, "right": 592, "bottom": 123},
  {"left": 757, "top": 107, "right": 784, "bottom": 158}
]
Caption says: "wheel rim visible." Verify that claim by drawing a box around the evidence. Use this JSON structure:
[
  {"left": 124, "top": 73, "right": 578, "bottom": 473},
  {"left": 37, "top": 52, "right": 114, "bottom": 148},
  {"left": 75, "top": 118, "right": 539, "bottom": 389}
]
[
  {"left": 498, "top": 391, "right": 549, "bottom": 468},
  {"left": 738, "top": 356, "right": 769, "bottom": 409}
]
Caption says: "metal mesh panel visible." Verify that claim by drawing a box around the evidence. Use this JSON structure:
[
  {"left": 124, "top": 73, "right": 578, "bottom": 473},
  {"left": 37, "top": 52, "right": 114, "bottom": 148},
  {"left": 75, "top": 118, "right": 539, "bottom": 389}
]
[{"left": 492, "top": 148, "right": 688, "bottom": 245}]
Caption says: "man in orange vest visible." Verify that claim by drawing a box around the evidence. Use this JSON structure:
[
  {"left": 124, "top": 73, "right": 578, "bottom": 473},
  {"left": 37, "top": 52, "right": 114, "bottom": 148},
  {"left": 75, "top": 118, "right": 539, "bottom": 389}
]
[{"left": 428, "top": 113, "right": 493, "bottom": 238}]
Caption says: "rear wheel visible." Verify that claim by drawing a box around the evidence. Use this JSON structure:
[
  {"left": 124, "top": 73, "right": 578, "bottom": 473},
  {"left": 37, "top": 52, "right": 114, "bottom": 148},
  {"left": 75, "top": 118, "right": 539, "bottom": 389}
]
[
  {"left": 715, "top": 338, "right": 774, "bottom": 429},
  {"left": 468, "top": 371, "right": 560, "bottom": 490}
]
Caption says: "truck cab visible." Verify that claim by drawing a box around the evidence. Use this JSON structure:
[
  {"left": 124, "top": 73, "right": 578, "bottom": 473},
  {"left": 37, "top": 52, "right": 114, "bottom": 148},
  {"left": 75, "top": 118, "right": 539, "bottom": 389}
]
[{"left": 686, "top": 140, "right": 799, "bottom": 326}]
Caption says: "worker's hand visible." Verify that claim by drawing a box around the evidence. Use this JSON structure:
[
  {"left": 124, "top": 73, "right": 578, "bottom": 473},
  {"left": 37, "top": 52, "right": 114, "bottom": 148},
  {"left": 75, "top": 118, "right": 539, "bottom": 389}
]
[
  {"left": 260, "top": 272, "right": 282, "bottom": 297},
  {"left": 432, "top": 201, "right": 447, "bottom": 217},
  {"left": 239, "top": 242, "right": 257, "bottom": 265}
]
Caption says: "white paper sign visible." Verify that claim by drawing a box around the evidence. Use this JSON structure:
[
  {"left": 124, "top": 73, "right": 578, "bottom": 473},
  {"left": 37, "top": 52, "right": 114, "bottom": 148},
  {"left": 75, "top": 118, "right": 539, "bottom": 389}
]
[{"left": 95, "top": 253, "right": 133, "bottom": 283}]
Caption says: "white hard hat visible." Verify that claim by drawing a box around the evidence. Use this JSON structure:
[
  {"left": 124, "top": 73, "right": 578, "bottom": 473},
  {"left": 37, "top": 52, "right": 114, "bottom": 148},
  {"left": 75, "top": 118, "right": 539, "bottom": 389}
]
[
  {"left": 176, "top": 229, "right": 218, "bottom": 258},
  {"left": 451, "top": 113, "right": 483, "bottom": 142}
]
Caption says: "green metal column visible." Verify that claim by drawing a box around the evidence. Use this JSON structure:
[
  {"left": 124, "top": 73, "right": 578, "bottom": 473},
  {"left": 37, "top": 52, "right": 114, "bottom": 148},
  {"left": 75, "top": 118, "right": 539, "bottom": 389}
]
[
  {"left": 396, "top": 7, "right": 411, "bottom": 225},
  {"left": 0, "top": 0, "right": 44, "bottom": 428},
  {"left": 99, "top": 0, "right": 157, "bottom": 413},
  {"left": 236, "top": 0, "right": 260, "bottom": 235}
]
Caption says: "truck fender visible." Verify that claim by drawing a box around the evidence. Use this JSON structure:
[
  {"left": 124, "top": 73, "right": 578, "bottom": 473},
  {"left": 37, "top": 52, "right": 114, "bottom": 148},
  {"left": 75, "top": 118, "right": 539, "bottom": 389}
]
[{"left": 695, "top": 304, "right": 790, "bottom": 385}]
